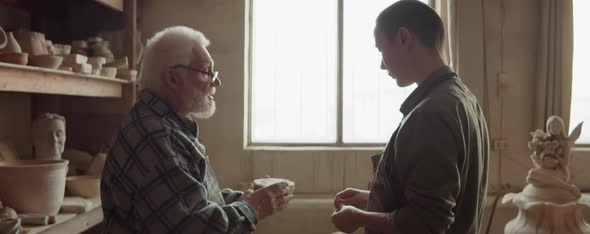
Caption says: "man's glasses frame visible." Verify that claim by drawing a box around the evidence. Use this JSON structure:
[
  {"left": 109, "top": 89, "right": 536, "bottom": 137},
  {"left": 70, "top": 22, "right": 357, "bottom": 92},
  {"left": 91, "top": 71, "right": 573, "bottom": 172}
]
[{"left": 171, "top": 64, "right": 220, "bottom": 83}]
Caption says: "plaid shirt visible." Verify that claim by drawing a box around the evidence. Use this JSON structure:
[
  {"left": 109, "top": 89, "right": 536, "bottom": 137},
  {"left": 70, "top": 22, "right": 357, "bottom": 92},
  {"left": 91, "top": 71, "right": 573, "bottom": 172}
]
[{"left": 101, "top": 90, "right": 257, "bottom": 234}]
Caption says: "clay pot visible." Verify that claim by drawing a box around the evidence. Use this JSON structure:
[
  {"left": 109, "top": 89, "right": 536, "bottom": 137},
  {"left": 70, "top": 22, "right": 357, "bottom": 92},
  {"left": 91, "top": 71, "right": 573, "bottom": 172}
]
[
  {"left": 62, "top": 149, "right": 93, "bottom": 176},
  {"left": 0, "top": 160, "right": 69, "bottom": 215},
  {"left": 100, "top": 67, "right": 117, "bottom": 78},
  {"left": 86, "top": 153, "right": 105, "bottom": 176},
  {"left": 0, "top": 32, "right": 22, "bottom": 54},
  {"left": 15, "top": 31, "right": 46, "bottom": 56},
  {"left": 0, "top": 27, "right": 6, "bottom": 49},
  {"left": 65, "top": 175, "right": 100, "bottom": 198},
  {"left": 29, "top": 55, "right": 63, "bottom": 69},
  {"left": 0, "top": 52, "right": 28, "bottom": 65}
]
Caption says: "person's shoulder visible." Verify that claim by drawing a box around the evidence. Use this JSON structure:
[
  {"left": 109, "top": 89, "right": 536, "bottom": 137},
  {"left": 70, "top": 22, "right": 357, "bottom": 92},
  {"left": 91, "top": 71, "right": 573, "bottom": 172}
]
[
  {"left": 423, "top": 78, "right": 478, "bottom": 110},
  {"left": 118, "top": 102, "right": 173, "bottom": 138}
]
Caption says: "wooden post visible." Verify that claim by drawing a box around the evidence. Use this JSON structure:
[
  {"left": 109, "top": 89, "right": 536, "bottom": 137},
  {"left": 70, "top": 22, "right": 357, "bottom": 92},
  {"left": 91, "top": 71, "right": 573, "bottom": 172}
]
[
  {"left": 124, "top": 0, "right": 137, "bottom": 70},
  {"left": 123, "top": 0, "right": 137, "bottom": 107}
]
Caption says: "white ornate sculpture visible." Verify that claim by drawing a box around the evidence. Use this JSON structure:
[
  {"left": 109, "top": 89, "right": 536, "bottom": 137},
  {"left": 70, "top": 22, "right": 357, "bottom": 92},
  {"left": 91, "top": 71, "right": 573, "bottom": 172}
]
[
  {"left": 32, "top": 113, "right": 66, "bottom": 160},
  {"left": 504, "top": 115, "right": 589, "bottom": 233}
]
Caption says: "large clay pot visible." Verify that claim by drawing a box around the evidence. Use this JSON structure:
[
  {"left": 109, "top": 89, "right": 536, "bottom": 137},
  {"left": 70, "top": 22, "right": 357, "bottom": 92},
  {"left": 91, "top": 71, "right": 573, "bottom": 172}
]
[
  {"left": 0, "top": 27, "right": 6, "bottom": 49},
  {"left": 0, "top": 160, "right": 68, "bottom": 215},
  {"left": 0, "top": 32, "right": 22, "bottom": 54},
  {"left": 14, "top": 31, "right": 46, "bottom": 56}
]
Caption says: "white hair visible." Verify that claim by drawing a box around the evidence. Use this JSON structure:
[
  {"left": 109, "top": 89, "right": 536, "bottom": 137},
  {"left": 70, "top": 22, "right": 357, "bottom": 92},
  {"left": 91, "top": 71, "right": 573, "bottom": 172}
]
[{"left": 138, "top": 26, "right": 210, "bottom": 92}]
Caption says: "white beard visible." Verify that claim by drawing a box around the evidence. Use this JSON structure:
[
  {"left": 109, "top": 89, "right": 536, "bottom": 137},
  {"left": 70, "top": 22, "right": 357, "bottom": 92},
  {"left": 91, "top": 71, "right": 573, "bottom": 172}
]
[
  {"left": 184, "top": 86, "right": 216, "bottom": 119},
  {"left": 190, "top": 99, "right": 216, "bottom": 119}
]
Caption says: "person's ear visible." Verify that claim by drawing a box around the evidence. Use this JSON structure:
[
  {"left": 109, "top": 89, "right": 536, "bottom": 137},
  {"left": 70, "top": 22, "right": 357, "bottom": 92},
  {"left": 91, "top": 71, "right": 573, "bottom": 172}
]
[
  {"left": 162, "top": 68, "right": 182, "bottom": 91},
  {"left": 398, "top": 27, "right": 413, "bottom": 48}
]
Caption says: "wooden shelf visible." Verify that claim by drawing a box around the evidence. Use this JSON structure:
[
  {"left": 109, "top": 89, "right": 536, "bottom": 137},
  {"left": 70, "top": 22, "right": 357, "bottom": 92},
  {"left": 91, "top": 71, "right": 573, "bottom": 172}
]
[
  {"left": 0, "top": 62, "right": 132, "bottom": 98},
  {"left": 21, "top": 197, "right": 102, "bottom": 234},
  {"left": 94, "top": 0, "right": 123, "bottom": 12}
]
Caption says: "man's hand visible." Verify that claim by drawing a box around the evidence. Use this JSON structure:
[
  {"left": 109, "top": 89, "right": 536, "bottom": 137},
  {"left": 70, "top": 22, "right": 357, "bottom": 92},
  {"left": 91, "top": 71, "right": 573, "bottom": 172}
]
[
  {"left": 331, "top": 205, "right": 363, "bottom": 233},
  {"left": 244, "top": 182, "right": 293, "bottom": 220},
  {"left": 334, "top": 188, "right": 370, "bottom": 210},
  {"left": 238, "top": 183, "right": 255, "bottom": 202}
]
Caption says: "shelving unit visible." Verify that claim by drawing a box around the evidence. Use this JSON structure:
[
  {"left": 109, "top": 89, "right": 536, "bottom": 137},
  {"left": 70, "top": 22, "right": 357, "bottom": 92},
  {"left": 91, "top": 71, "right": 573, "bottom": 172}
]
[
  {"left": 0, "top": 62, "right": 131, "bottom": 97},
  {"left": 94, "top": 0, "right": 124, "bottom": 12},
  {"left": 21, "top": 197, "right": 102, "bottom": 234},
  {"left": 0, "top": 0, "right": 137, "bottom": 233}
]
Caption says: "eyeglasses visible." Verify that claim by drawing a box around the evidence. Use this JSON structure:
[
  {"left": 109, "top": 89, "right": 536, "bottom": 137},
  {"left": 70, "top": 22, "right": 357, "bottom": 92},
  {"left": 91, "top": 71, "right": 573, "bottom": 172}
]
[{"left": 171, "top": 64, "right": 220, "bottom": 83}]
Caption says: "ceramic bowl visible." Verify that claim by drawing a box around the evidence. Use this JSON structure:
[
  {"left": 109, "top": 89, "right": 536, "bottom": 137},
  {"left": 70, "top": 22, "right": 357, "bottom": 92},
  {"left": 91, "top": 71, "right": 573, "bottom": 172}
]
[
  {"left": 0, "top": 52, "right": 28, "bottom": 65},
  {"left": 29, "top": 55, "right": 63, "bottom": 69},
  {"left": 65, "top": 175, "right": 100, "bottom": 198},
  {"left": 100, "top": 67, "right": 117, "bottom": 78},
  {"left": 116, "top": 68, "right": 137, "bottom": 80},
  {"left": 53, "top": 44, "right": 71, "bottom": 55},
  {"left": 0, "top": 160, "right": 68, "bottom": 215},
  {"left": 253, "top": 177, "right": 295, "bottom": 194}
]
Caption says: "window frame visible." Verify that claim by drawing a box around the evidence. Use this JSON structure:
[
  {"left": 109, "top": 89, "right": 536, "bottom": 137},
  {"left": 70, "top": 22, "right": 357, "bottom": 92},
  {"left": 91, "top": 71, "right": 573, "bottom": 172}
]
[
  {"left": 571, "top": 0, "right": 590, "bottom": 148},
  {"left": 244, "top": 0, "right": 431, "bottom": 150}
]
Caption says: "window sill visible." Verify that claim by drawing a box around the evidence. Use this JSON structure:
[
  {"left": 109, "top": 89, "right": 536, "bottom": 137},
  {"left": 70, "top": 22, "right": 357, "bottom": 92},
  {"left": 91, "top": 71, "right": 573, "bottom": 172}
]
[
  {"left": 244, "top": 145, "right": 385, "bottom": 151},
  {"left": 573, "top": 146, "right": 590, "bottom": 152}
]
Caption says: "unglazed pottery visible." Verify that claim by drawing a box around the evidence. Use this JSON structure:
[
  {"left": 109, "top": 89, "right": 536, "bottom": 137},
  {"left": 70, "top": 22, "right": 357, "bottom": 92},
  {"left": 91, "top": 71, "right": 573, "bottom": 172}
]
[{"left": 0, "top": 160, "right": 68, "bottom": 215}]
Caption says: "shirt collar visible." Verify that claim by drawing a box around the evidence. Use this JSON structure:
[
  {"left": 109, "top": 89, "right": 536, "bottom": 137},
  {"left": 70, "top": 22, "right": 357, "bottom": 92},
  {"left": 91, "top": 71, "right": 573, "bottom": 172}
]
[
  {"left": 400, "top": 65, "right": 456, "bottom": 115},
  {"left": 139, "top": 90, "right": 199, "bottom": 138}
]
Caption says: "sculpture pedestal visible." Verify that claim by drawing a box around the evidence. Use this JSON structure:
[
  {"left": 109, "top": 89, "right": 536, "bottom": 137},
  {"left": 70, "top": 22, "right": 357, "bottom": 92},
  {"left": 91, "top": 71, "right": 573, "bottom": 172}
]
[{"left": 503, "top": 193, "right": 590, "bottom": 234}]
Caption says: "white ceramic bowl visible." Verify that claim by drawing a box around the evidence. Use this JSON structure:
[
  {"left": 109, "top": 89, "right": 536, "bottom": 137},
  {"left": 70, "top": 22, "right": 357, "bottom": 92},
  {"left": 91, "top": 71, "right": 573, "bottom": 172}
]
[
  {"left": 253, "top": 177, "right": 295, "bottom": 194},
  {"left": 29, "top": 55, "right": 63, "bottom": 69},
  {"left": 100, "top": 67, "right": 117, "bottom": 78}
]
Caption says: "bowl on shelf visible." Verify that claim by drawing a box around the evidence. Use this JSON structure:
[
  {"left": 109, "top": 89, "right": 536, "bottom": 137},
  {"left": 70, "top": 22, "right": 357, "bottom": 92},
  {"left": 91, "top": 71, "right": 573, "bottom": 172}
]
[
  {"left": 0, "top": 52, "right": 28, "bottom": 65},
  {"left": 29, "top": 55, "right": 63, "bottom": 69},
  {"left": 53, "top": 44, "right": 71, "bottom": 55},
  {"left": 100, "top": 67, "right": 117, "bottom": 78},
  {"left": 116, "top": 68, "right": 137, "bottom": 81},
  {"left": 0, "top": 160, "right": 68, "bottom": 215},
  {"left": 65, "top": 175, "right": 100, "bottom": 198}
]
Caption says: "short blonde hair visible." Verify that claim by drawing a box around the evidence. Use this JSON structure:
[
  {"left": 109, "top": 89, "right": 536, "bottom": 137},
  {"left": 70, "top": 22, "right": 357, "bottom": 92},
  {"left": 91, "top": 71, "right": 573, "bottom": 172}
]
[{"left": 138, "top": 26, "right": 210, "bottom": 92}]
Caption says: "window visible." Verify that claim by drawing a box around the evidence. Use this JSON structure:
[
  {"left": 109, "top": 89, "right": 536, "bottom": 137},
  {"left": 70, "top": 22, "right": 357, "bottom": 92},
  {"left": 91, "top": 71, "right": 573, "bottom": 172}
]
[
  {"left": 571, "top": 0, "right": 590, "bottom": 144},
  {"left": 249, "top": 0, "right": 426, "bottom": 145}
]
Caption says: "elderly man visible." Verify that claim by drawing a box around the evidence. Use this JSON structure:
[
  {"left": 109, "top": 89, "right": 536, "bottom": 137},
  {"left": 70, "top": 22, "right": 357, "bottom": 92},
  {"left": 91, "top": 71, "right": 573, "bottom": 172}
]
[
  {"left": 332, "top": 1, "right": 489, "bottom": 234},
  {"left": 101, "top": 26, "right": 292, "bottom": 233}
]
